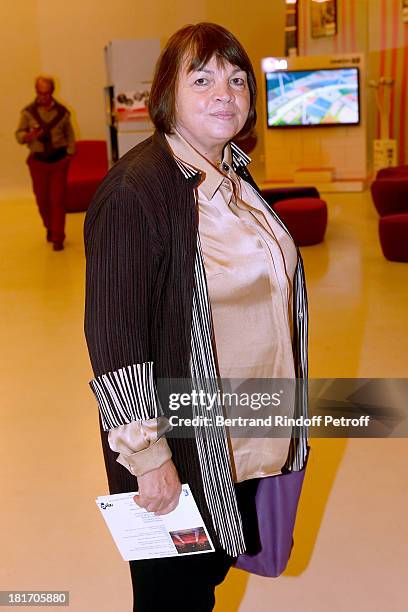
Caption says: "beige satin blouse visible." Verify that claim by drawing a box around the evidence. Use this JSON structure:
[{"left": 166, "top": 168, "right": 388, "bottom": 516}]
[
  {"left": 109, "top": 130, "right": 298, "bottom": 482},
  {"left": 167, "top": 131, "right": 297, "bottom": 481}
]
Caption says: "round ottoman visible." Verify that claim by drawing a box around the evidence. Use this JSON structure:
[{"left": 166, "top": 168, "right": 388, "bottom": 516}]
[
  {"left": 376, "top": 165, "right": 408, "bottom": 179},
  {"left": 273, "top": 197, "right": 328, "bottom": 246},
  {"left": 379, "top": 213, "right": 408, "bottom": 262},
  {"left": 370, "top": 177, "right": 408, "bottom": 216}
]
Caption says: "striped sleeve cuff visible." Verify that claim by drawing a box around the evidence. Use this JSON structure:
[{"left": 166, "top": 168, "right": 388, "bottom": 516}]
[{"left": 89, "top": 362, "right": 160, "bottom": 431}]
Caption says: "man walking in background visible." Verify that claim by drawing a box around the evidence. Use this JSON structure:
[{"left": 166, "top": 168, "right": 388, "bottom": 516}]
[{"left": 16, "top": 76, "right": 76, "bottom": 251}]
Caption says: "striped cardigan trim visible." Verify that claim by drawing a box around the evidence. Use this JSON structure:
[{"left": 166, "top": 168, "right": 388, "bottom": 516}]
[
  {"left": 174, "top": 142, "right": 251, "bottom": 179},
  {"left": 90, "top": 362, "right": 161, "bottom": 431},
  {"left": 230, "top": 142, "right": 251, "bottom": 169},
  {"left": 174, "top": 158, "right": 200, "bottom": 179},
  {"left": 190, "top": 234, "right": 246, "bottom": 556}
]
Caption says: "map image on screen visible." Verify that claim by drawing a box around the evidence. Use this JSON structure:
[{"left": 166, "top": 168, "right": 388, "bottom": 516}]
[{"left": 266, "top": 68, "right": 360, "bottom": 127}]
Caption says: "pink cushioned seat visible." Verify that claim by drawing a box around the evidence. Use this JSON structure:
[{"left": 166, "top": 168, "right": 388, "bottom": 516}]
[{"left": 273, "top": 197, "right": 328, "bottom": 246}]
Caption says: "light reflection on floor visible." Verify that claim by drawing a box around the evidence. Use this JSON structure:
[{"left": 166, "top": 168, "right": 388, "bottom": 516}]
[{"left": 1, "top": 191, "right": 407, "bottom": 611}]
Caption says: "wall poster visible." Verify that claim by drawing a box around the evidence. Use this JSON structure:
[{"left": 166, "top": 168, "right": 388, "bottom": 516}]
[
  {"left": 114, "top": 85, "right": 151, "bottom": 122},
  {"left": 311, "top": 0, "right": 337, "bottom": 38},
  {"left": 402, "top": 0, "right": 408, "bottom": 23}
]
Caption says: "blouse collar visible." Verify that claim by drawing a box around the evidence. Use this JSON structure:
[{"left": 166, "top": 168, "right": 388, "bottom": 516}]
[{"left": 163, "top": 129, "right": 251, "bottom": 199}]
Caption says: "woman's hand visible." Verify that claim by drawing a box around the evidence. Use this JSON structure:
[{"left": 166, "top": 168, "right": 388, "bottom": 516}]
[{"left": 134, "top": 459, "right": 182, "bottom": 515}]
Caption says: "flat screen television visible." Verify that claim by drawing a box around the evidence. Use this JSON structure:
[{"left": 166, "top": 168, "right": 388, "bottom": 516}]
[{"left": 265, "top": 67, "right": 360, "bottom": 128}]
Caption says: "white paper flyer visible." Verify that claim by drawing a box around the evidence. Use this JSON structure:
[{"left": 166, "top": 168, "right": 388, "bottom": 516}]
[{"left": 96, "top": 484, "right": 214, "bottom": 561}]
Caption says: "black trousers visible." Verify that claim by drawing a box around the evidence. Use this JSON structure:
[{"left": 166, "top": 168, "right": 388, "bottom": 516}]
[
  {"left": 130, "top": 549, "right": 234, "bottom": 611},
  {"left": 129, "top": 480, "right": 259, "bottom": 612}
]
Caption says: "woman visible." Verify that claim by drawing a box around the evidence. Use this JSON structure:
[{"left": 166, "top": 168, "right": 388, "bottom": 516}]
[{"left": 84, "top": 22, "right": 308, "bottom": 612}]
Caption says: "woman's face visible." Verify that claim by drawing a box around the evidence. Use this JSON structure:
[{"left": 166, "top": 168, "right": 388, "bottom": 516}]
[{"left": 174, "top": 54, "right": 250, "bottom": 160}]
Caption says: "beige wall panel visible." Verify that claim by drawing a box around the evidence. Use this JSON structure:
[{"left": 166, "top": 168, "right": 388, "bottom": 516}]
[
  {"left": 35, "top": 0, "right": 207, "bottom": 141},
  {"left": 0, "top": 1, "right": 41, "bottom": 195}
]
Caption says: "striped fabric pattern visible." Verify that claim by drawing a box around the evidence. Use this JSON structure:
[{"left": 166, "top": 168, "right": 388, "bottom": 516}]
[
  {"left": 174, "top": 158, "right": 199, "bottom": 180},
  {"left": 190, "top": 234, "right": 246, "bottom": 556},
  {"left": 230, "top": 141, "right": 251, "bottom": 168},
  {"left": 90, "top": 362, "right": 161, "bottom": 431},
  {"left": 289, "top": 256, "right": 309, "bottom": 470}
]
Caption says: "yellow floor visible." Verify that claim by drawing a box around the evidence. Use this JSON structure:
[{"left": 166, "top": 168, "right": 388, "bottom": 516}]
[{"left": 1, "top": 191, "right": 407, "bottom": 611}]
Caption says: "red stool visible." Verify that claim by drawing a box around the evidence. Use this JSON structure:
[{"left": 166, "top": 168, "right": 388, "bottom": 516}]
[
  {"left": 66, "top": 140, "right": 108, "bottom": 212},
  {"left": 379, "top": 214, "right": 408, "bottom": 262},
  {"left": 274, "top": 197, "right": 328, "bottom": 246},
  {"left": 376, "top": 165, "right": 408, "bottom": 179},
  {"left": 370, "top": 177, "right": 408, "bottom": 216}
]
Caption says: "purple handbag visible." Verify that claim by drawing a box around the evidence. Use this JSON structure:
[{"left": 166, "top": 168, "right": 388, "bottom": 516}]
[{"left": 234, "top": 458, "right": 308, "bottom": 577}]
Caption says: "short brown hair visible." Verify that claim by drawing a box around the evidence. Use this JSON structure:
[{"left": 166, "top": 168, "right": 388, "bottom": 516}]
[{"left": 148, "top": 23, "right": 257, "bottom": 138}]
